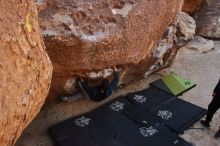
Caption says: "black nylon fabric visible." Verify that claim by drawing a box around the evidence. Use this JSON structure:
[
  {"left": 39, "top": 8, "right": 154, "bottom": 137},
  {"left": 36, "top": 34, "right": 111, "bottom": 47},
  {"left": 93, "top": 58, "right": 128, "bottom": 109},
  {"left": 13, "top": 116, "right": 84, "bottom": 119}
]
[
  {"left": 49, "top": 88, "right": 204, "bottom": 146},
  {"left": 123, "top": 105, "right": 161, "bottom": 127},
  {"left": 152, "top": 98, "right": 207, "bottom": 133},
  {"left": 126, "top": 86, "right": 176, "bottom": 111}
]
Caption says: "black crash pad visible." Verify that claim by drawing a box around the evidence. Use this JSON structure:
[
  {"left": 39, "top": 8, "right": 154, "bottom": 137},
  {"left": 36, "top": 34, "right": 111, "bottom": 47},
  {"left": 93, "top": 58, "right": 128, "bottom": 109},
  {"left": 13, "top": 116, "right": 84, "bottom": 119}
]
[
  {"left": 126, "top": 86, "right": 176, "bottom": 111},
  {"left": 144, "top": 125, "right": 193, "bottom": 146},
  {"left": 97, "top": 96, "right": 132, "bottom": 115},
  {"left": 49, "top": 96, "right": 195, "bottom": 146},
  {"left": 140, "top": 125, "right": 193, "bottom": 146},
  {"left": 153, "top": 98, "right": 207, "bottom": 133},
  {"left": 118, "top": 124, "right": 193, "bottom": 146},
  {"left": 49, "top": 113, "right": 137, "bottom": 146},
  {"left": 49, "top": 97, "right": 134, "bottom": 146},
  {"left": 49, "top": 114, "right": 113, "bottom": 146},
  {"left": 101, "top": 138, "right": 127, "bottom": 146},
  {"left": 123, "top": 105, "right": 161, "bottom": 127}
]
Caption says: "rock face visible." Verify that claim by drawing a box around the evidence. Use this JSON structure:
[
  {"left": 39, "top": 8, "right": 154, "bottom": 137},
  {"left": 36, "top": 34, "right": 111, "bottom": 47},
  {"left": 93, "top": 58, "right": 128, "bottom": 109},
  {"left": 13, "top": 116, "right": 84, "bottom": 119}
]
[
  {"left": 206, "top": 0, "right": 215, "bottom": 5},
  {"left": 37, "top": 0, "right": 183, "bottom": 100},
  {"left": 0, "top": 1, "right": 52, "bottom": 146},
  {"left": 182, "top": 0, "right": 204, "bottom": 14},
  {"left": 179, "top": 36, "right": 215, "bottom": 54},
  {"left": 194, "top": 0, "right": 220, "bottom": 39},
  {"left": 177, "top": 12, "right": 196, "bottom": 44},
  {"left": 149, "top": 12, "right": 197, "bottom": 73}
]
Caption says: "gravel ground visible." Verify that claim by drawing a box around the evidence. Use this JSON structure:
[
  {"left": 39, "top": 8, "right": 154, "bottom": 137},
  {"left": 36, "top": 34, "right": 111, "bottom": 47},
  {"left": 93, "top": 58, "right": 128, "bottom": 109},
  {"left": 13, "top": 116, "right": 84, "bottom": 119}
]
[{"left": 16, "top": 41, "right": 220, "bottom": 146}]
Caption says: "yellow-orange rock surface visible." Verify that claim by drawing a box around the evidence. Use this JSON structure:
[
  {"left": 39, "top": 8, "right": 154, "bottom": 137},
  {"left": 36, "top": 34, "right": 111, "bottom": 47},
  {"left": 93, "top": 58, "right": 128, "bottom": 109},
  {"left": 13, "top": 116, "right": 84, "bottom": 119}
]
[{"left": 0, "top": 1, "right": 52, "bottom": 145}]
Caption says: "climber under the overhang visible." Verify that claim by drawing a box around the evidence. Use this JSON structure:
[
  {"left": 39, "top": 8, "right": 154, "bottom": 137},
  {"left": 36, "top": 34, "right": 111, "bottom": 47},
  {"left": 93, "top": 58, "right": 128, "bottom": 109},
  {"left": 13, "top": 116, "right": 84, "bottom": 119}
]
[{"left": 75, "top": 67, "right": 119, "bottom": 102}]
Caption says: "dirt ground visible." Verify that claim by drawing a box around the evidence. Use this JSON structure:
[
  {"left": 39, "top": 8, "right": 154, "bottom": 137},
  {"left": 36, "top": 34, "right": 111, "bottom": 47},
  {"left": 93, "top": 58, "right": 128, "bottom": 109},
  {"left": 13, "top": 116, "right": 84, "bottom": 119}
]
[{"left": 16, "top": 41, "right": 220, "bottom": 146}]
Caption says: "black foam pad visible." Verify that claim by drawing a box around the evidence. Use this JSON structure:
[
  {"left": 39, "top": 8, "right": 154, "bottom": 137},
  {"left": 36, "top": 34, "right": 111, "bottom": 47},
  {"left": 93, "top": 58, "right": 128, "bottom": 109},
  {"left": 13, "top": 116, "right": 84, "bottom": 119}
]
[
  {"left": 123, "top": 105, "right": 161, "bottom": 127},
  {"left": 140, "top": 125, "right": 193, "bottom": 146},
  {"left": 118, "top": 124, "right": 192, "bottom": 146},
  {"left": 97, "top": 96, "right": 132, "bottom": 115},
  {"left": 49, "top": 97, "right": 133, "bottom": 146},
  {"left": 49, "top": 114, "right": 113, "bottom": 146},
  {"left": 126, "top": 86, "right": 176, "bottom": 111},
  {"left": 153, "top": 98, "right": 207, "bottom": 133},
  {"left": 101, "top": 138, "right": 127, "bottom": 146},
  {"left": 49, "top": 96, "right": 196, "bottom": 146}
]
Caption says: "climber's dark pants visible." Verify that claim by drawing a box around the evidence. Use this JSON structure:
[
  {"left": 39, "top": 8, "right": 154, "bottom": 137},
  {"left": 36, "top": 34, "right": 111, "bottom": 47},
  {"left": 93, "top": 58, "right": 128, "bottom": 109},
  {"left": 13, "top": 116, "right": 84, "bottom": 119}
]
[
  {"left": 76, "top": 72, "right": 119, "bottom": 102},
  {"left": 108, "top": 72, "right": 119, "bottom": 93},
  {"left": 77, "top": 80, "right": 98, "bottom": 100},
  {"left": 206, "top": 96, "right": 220, "bottom": 122}
]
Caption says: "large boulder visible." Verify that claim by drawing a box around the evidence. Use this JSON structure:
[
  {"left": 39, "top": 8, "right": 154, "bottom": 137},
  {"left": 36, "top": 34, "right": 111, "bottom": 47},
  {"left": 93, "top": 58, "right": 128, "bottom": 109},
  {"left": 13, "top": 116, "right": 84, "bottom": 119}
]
[
  {"left": 37, "top": 0, "right": 183, "bottom": 100},
  {"left": 176, "top": 12, "right": 196, "bottom": 45},
  {"left": 194, "top": 0, "right": 220, "bottom": 39},
  {"left": 182, "top": 0, "right": 204, "bottom": 14},
  {"left": 206, "top": 0, "right": 215, "bottom": 5},
  {"left": 0, "top": 1, "right": 52, "bottom": 145},
  {"left": 179, "top": 36, "right": 215, "bottom": 54}
]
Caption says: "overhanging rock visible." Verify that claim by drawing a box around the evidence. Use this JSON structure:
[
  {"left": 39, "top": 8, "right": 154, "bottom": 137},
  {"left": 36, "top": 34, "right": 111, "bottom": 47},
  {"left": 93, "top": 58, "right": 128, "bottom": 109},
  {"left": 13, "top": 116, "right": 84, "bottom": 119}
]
[
  {"left": 194, "top": 0, "right": 220, "bottom": 39},
  {"left": 37, "top": 0, "right": 184, "bottom": 100}
]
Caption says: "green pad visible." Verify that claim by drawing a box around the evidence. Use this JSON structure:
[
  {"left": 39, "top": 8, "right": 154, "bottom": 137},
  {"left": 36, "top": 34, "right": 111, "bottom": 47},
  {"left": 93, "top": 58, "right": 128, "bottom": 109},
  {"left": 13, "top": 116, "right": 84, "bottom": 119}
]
[{"left": 150, "top": 73, "right": 196, "bottom": 96}]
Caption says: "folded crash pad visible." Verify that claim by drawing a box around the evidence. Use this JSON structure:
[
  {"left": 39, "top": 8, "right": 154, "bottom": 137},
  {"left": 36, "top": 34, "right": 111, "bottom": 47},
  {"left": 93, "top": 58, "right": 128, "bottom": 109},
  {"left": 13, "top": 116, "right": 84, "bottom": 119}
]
[
  {"left": 153, "top": 98, "right": 207, "bottom": 133},
  {"left": 150, "top": 73, "right": 196, "bottom": 96},
  {"left": 126, "top": 86, "right": 176, "bottom": 111}
]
